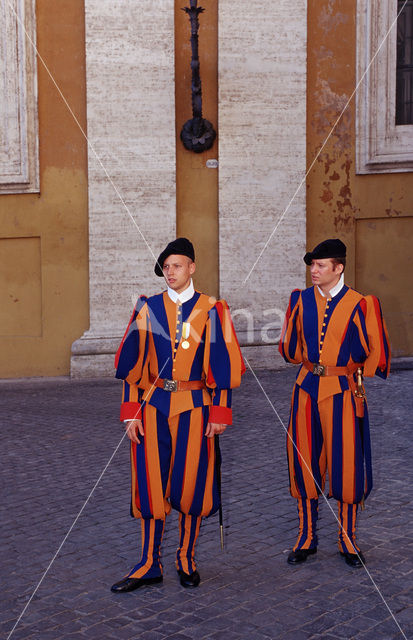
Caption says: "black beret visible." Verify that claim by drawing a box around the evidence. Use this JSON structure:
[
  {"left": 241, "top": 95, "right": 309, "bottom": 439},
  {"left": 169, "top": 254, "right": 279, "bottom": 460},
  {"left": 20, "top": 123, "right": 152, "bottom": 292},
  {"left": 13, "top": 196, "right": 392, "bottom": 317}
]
[
  {"left": 303, "top": 238, "right": 346, "bottom": 265},
  {"left": 154, "top": 237, "right": 195, "bottom": 277}
]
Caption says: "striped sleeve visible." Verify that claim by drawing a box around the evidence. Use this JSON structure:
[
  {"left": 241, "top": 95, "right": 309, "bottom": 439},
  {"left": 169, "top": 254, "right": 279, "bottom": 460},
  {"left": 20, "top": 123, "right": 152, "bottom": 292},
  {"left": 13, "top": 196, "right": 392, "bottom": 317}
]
[
  {"left": 115, "top": 296, "right": 149, "bottom": 421},
  {"left": 278, "top": 289, "right": 303, "bottom": 364},
  {"left": 204, "top": 299, "right": 245, "bottom": 425},
  {"left": 358, "top": 295, "right": 391, "bottom": 378}
]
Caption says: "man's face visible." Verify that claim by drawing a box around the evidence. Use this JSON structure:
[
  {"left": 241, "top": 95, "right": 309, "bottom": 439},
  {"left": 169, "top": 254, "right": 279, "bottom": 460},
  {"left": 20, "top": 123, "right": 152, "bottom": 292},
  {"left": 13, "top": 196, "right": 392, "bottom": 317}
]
[
  {"left": 162, "top": 254, "right": 195, "bottom": 293},
  {"left": 310, "top": 258, "right": 343, "bottom": 291}
]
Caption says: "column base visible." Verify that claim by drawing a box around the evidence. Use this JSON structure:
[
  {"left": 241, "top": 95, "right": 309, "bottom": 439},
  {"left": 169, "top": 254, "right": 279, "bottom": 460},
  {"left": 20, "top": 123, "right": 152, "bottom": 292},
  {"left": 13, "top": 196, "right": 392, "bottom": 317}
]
[
  {"left": 71, "top": 334, "right": 290, "bottom": 378},
  {"left": 70, "top": 332, "right": 121, "bottom": 378},
  {"left": 240, "top": 344, "right": 290, "bottom": 371}
]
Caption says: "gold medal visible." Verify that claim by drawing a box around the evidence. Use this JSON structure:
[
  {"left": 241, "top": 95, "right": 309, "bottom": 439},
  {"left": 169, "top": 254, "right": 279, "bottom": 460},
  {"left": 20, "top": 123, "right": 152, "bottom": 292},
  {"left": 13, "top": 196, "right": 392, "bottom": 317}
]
[{"left": 181, "top": 322, "right": 190, "bottom": 350}]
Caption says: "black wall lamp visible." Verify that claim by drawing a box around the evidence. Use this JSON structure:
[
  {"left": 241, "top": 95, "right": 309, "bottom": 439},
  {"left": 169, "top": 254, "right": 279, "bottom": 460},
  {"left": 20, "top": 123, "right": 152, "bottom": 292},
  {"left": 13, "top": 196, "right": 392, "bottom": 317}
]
[{"left": 180, "top": 0, "right": 217, "bottom": 153}]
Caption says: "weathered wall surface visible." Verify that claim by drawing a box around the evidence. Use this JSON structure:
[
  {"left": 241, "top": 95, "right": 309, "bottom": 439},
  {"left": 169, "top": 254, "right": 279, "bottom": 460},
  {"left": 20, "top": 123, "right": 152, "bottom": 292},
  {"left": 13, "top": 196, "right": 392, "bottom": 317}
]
[
  {"left": 307, "top": 0, "right": 413, "bottom": 357},
  {"left": 71, "top": 0, "right": 176, "bottom": 376},
  {"left": 0, "top": 0, "right": 89, "bottom": 378},
  {"left": 218, "top": 0, "right": 307, "bottom": 358}
]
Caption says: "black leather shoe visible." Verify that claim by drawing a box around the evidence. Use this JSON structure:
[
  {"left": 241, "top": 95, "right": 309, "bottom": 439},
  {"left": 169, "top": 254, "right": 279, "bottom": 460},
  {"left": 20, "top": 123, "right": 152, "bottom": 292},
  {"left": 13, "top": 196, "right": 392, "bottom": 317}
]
[
  {"left": 111, "top": 575, "right": 163, "bottom": 593},
  {"left": 287, "top": 548, "right": 317, "bottom": 565},
  {"left": 177, "top": 569, "right": 200, "bottom": 588},
  {"left": 340, "top": 551, "right": 365, "bottom": 568}
]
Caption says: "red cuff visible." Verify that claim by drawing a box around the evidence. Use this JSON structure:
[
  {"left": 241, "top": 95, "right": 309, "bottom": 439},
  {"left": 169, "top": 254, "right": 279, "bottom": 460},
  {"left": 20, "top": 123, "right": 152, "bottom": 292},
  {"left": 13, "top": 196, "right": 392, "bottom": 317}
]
[
  {"left": 120, "top": 402, "right": 142, "bottom": 422},
  {"left": 209, "top": 405, "right": 232, "bottom": 425}
]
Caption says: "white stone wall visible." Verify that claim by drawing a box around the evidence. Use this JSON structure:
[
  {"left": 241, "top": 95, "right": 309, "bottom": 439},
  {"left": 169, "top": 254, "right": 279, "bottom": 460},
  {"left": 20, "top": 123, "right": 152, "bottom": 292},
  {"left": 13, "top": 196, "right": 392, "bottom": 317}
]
[
  {"left": 71, "top": 0, "right": 176, "bottom": 375},
  {"left": 218, "top": 0, "right": 307, "bottom": 358},
  {"left": 72, "top": 1, "right": 307, "bottom": 375},
  {"left": 0, "top": 0, "right": 39, "bottom": 194}
]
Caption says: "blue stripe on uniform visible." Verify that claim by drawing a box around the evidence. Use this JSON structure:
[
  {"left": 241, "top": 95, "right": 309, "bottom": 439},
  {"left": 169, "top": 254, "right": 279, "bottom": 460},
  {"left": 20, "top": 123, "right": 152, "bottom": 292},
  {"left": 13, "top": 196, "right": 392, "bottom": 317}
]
[
  {"left": 287, "top": 307, "right": 299, "bottom": 360},
  {"left": 182, "top": 292, "right": 201, "bottom": 321},
  {"left": 352, "top": 394, "right": 364, "bottom": 503},
  {"left": 309, "top": 398, "right": 324, "bottom": 492},
  {"left": 156, "top": 410, "right": 172, "bottom": 496},
  {"left": 170, "top": 411, "right": 191, "bottom": 510},
  {"left": 147, "top": 293, "right": 173, "bottom": 379},
  {"left": 116, "top": 296, "right": 148, "bottom": 380},
  {"left": 360, "top": 403, "right": 373, "bottom": 499},
  {"left": 150, "top": 388, "right": 171, "bottom": 417},
  {"left": 290, "top": 385, "right": 307, "bottom": 497},
  {"left": 189, "top": 328, "right": 206, "bottom": 380},
  {"left": 301, "top": 288, "right": 320, "bottom": 363},
  {"left": 116, "top": 332, "right": 140, "bottom": 380},
  {"left": 190, "top": 407, "right": 212, "bottom": 515},
  {"left": 208, "top": 306, "right": 232, "bottom": 388},
  {"left": 135, "top": 425, "right": 152, "bottom": 518},
  {"left": 331, "top": 394, "right": 344, "bottom": 500}
]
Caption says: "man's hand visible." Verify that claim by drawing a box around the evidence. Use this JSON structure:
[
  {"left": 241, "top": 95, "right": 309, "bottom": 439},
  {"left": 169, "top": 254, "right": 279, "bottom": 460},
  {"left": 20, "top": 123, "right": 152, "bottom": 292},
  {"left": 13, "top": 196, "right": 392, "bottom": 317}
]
[
  {"left": 205, "top": 422, "right": 227, "bottom": 438},
  {"left": 125, "top": 418, "right": 144, "bottom": 444}
]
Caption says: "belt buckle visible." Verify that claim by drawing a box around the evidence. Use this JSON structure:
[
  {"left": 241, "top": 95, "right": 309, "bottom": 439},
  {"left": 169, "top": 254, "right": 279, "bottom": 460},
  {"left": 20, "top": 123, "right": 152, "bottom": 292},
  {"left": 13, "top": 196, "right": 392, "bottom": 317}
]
[
  {"left": 313, "top": 363, "right": 325, "bottom": 377},
  {"left": 163, "top": 378, "right": 178, "bottom": 392}
]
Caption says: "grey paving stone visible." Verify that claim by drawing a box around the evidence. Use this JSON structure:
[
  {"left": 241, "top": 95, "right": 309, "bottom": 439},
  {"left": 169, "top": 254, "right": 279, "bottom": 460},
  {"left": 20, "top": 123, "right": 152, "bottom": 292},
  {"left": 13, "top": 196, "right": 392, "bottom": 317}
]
[
  {"left": 0, "top": 370, "right": 412, "bottom": 640},
  {"left": 274, "top": 631, "right": 309, "bottom": 640},
  {"left": 207, "top": 631, "right": 243, "bottom": 640}
]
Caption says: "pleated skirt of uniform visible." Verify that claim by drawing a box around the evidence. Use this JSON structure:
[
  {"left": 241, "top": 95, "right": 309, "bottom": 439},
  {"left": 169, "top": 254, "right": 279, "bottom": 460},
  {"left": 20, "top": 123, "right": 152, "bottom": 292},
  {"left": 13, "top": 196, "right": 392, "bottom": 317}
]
[{"left": 130, "top": 404, "right": 220, "bottom": 520}]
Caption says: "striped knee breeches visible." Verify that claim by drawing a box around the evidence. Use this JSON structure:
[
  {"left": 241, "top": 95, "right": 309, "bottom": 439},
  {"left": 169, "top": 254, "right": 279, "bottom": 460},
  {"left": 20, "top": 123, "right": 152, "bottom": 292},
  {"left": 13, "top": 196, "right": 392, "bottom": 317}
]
[
  {"left": 287, "top": 385, "right": 372, "bottom": 504},
  {"left": 130, "top": 404, "right": 220, "bottom": 520}
]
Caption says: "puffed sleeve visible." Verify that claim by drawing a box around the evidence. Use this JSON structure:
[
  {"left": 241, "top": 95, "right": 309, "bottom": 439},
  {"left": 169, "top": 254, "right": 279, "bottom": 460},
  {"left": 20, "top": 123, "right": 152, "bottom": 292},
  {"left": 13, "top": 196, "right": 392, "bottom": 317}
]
[
  {"left": 278, "top": 289, "right": 303, "bottom": 364},
  {"left": 115, "top": 296, "right": 149, "bottom": 421},
  {"left": 357, "top": 295, "right": 391, "bottom": 378},
  {"left": 203, "top": 299, "right": 246, "bottom": 425}
]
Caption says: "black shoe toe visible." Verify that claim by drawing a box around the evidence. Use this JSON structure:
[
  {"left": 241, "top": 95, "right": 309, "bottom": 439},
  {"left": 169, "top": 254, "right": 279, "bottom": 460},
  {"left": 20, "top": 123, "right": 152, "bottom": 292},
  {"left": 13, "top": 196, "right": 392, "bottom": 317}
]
[
  {"left": 177, "top": 569, "right": 200, "bottom": 588},
  {"left": 111, "top": 575, "right": 163, "bottom": 593},
  {"left": 340, "top": 551, "right": 365, "bottom": 568},
  {"left": 287, "top": 548, "right": 317, "bottom": 565}
]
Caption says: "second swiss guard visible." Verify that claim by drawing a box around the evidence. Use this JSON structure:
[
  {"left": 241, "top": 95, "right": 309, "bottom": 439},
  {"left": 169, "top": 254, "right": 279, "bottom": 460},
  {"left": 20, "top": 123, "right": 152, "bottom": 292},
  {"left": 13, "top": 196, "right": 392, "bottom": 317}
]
[{"left": 279, "top": 239, "right": 390, "bottom": 568}]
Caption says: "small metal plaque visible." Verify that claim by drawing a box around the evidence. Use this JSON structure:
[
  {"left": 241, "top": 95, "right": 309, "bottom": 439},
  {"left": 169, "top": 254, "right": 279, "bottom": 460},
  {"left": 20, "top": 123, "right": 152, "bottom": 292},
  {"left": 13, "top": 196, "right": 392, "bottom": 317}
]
[
  {"left": 313, "top": 363, "right": 325, "bottom": 376},
  {"left": 206, "top": 159, "right": 219, "bottom": 169},
  {"left": 163, "top": 379, "right": 178, "bottom": 392}
]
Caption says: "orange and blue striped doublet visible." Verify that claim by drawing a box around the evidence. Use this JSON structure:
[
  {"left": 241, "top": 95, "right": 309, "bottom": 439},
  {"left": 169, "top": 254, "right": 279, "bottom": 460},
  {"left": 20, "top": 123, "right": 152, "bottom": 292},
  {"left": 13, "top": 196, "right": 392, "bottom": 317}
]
[
  {"left": 115, "top": 290, "right": 245, "bottom": 520},
  {"left": 279, "top": 284, "right": 390, "bottom": 505}
]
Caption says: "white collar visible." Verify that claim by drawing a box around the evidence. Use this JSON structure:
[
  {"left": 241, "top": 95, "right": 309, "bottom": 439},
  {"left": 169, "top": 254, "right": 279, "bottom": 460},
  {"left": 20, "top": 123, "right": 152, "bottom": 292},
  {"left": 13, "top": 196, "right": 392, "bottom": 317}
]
[
  {"left": 317, "top": 273, "right": 344, "bottom": 299},
  {"left": 167, "top": 279, "right": 195, "bottom": 304}
]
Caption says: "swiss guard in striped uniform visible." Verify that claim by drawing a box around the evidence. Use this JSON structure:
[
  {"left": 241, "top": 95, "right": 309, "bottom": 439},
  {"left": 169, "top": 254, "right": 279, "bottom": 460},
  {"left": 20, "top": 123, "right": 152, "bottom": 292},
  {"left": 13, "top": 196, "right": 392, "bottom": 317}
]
[
  {"left": 279, "top": 239, "right": 390, "bottom": 568},
  {"left": 111, "top": 238, "right": 245, "bottom": 592}
]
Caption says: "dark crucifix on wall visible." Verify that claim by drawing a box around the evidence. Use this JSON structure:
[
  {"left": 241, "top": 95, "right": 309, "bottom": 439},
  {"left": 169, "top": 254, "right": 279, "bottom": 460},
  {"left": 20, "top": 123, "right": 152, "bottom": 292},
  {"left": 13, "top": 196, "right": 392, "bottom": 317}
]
[{"left": 180, "top": 0, "right": 217, "bottom": 153}]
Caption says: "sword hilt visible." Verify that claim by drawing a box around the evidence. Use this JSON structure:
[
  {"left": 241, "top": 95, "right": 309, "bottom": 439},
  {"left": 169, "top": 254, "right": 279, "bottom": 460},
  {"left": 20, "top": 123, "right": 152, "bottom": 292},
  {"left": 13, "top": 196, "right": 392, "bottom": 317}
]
[{"left": 354, "top": 367, "right": 366, "bottom": 399}]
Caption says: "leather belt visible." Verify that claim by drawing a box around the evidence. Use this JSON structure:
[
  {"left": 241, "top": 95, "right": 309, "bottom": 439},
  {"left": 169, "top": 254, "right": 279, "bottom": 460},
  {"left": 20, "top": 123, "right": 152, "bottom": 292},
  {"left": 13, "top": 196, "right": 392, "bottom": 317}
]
[
  {"left": 149, "top": 374, "right": 206, "bottom": 392},
  {"left": 303, "top": 360, "right": 361, "bottom": 377}
]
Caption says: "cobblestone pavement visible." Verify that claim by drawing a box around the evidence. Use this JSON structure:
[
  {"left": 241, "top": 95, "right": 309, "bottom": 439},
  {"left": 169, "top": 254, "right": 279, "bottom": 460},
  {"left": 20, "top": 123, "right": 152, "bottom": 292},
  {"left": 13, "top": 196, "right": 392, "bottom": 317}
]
[{"left": 1, "top": 368, "right": 412, "bottom": 640}]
